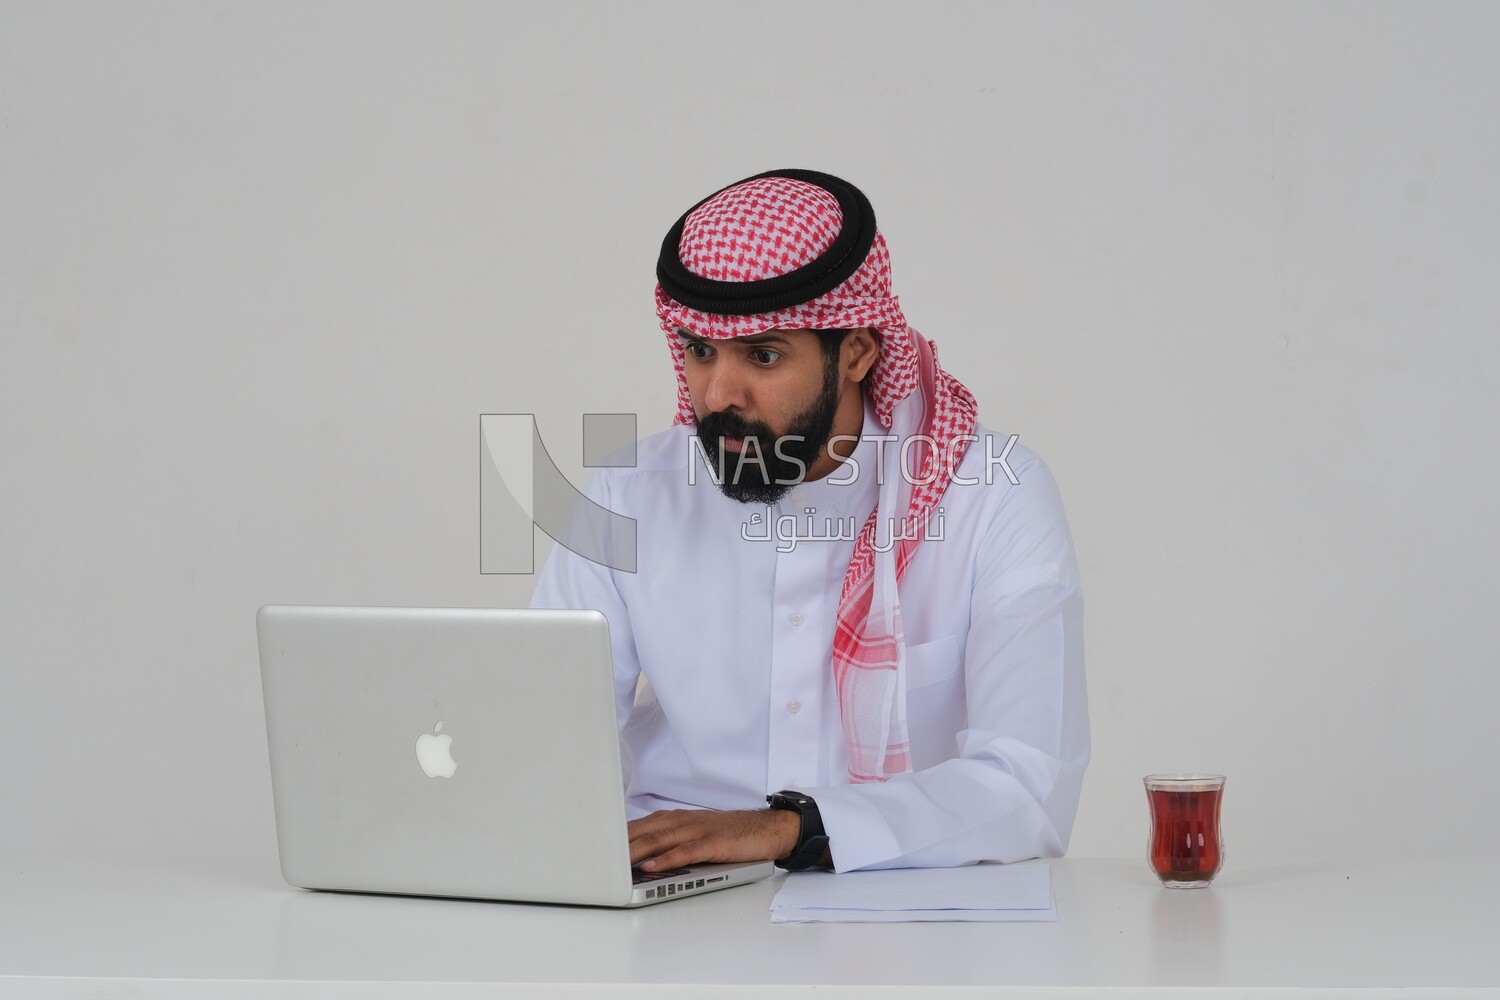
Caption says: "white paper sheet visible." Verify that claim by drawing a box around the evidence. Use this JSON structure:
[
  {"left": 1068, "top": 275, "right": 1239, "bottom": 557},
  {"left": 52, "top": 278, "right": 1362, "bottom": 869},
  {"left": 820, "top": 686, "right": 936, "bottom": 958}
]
[{"left": 769, "top": 862, "right": 1056, "bottom": 924}]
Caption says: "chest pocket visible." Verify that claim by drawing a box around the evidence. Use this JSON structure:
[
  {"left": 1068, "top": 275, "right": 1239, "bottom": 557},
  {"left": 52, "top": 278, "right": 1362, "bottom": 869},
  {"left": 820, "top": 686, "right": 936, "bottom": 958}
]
[{"left": 903, "top": 634, "right": 964, "bottom": 689}]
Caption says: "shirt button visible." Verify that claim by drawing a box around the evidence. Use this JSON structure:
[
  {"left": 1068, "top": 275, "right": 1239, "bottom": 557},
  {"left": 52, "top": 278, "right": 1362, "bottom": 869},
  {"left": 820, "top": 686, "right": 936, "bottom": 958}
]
[
  {"left": 787, "top": 699, "right": 802, "bottom": 715},
  {"left": 789, "top": 612, "right": 805, "bottom": 627}
]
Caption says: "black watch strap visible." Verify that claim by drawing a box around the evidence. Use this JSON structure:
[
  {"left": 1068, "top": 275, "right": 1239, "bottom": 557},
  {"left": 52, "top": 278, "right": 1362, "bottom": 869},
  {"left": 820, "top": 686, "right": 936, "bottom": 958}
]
[{"left": 766, "top": 790, "right": 830, "bottom": 871}]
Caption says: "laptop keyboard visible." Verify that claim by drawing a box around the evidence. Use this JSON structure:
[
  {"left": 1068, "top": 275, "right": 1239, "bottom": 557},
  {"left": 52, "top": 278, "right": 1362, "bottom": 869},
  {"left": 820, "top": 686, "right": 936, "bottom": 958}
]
[{"left": 631, "top": 866, "right": 691, "bottom": 885}]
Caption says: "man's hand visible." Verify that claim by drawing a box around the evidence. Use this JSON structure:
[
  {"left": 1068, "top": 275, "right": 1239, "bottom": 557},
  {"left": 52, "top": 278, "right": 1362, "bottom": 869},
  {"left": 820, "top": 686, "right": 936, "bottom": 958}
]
[{"left": 628, "top": 808, "right": 800, "bottom": 871}]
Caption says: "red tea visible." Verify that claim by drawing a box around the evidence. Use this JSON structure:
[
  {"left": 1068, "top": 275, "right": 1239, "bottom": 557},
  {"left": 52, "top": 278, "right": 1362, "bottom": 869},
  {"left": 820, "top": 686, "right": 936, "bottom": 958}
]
[{"left": 1147, "top": 784, "right": 1224, "bottom": 886}]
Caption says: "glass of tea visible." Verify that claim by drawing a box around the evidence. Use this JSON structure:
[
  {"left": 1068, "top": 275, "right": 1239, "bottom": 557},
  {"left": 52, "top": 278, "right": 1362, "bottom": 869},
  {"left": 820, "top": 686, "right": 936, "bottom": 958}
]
[{"left": 1144, "top": 773, "right": 1225, "bottom": 888}]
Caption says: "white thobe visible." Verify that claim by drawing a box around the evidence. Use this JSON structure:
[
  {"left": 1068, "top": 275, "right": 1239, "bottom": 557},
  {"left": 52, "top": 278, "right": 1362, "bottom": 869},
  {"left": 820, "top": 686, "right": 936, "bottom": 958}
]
[{"left": 529, "top": 393, "right": 1089, "bottom": 872}]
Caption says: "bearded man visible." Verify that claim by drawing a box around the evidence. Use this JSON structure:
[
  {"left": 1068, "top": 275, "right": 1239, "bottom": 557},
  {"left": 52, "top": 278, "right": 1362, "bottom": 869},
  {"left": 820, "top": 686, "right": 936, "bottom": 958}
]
[{"left": 530, "top": 169, "right": 1089, "bottom": 874}]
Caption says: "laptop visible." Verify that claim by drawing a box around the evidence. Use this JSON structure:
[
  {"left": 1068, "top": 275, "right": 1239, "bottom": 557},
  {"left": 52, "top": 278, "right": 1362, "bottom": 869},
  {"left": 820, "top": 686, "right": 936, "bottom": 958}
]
[{"left": 255, "top": 604, "right": 775, "bottom": 907}]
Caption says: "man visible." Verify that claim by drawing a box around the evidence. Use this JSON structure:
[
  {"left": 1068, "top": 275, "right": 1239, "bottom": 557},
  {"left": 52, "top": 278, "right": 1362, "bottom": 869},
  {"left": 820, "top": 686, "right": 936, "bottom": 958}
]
[{"left": 530, "top": 168, "right": 1089, "bottom": 874}]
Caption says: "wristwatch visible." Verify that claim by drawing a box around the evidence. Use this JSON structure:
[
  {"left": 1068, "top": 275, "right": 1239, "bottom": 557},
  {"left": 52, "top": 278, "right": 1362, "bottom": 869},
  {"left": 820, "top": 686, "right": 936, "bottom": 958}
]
[{"left": 766, "top": 790, "right": 830, "bottom": 871}]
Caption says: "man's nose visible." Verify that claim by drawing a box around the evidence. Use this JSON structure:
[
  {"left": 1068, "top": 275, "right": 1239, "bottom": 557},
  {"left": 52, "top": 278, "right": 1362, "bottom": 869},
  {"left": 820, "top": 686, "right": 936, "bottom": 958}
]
[{"left": 701, "top": 359, "right": 751, "bottom": 414}]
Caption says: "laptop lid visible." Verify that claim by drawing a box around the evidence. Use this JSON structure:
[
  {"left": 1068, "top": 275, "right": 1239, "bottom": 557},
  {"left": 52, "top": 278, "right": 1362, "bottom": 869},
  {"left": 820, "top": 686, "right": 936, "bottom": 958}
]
[{"left": 256, "top": 604, "right": 638, "bottom": 906}]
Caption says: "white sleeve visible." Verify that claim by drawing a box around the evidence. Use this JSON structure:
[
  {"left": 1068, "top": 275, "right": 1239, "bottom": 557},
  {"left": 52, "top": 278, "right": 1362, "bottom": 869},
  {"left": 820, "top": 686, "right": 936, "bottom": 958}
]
[
  {"left": 527, "top": 469, "right": 643, "bottom": 742},
  {"left": 801, "top": 457, "right": 1091, "bottom": 872}
]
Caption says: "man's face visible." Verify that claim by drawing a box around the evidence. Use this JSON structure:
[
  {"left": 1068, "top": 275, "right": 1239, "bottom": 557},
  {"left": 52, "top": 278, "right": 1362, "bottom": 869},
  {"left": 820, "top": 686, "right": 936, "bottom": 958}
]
[{"left": 678, "top": 327, "right": 843, "bottom": 505}]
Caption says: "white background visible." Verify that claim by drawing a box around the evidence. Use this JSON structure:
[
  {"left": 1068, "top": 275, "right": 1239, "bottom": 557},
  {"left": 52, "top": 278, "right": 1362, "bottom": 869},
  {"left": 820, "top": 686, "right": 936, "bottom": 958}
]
[{"left": 3, "top": 1, "right": 1496, "bottom": 861}]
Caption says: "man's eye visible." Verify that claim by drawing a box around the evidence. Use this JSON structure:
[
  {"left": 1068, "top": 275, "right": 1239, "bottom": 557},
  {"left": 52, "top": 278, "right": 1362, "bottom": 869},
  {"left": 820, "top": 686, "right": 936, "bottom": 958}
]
[
  {"left": 749, "top": 348, "right": 781, "bottom": 365},
  {"left": 685, "top": 342, "right": 711, "bottom": 360}
]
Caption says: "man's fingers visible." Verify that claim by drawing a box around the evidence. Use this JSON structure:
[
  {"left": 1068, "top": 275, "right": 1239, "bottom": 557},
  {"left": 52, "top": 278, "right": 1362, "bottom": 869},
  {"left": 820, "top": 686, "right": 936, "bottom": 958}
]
[
  {"left": 628, "top": 808, "right": 681, "bottom": 828},
  {"left": 629, "top": 816, "right": 705, "bottom": 865},
  {"left": 639, "top": 839, "right": 712, "bottom": 872},
  {"left": 627, "top": 809, "right": 691, "bottom": 841},
  {"left": 628, "top": 812, "right": 722, "bottom": 868},
  {"left": 630, "top": 832, "right": 684, "bottom": 865},
  {"left": 626, "top": 808, "right": 791, "bottom": 869}
]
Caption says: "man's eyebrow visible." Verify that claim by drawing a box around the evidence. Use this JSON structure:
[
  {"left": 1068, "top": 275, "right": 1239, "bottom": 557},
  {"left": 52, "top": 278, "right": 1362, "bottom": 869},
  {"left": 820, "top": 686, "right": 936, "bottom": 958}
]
[
  {"left": 674, "top": 328, "right": 791, "bottom": 347},
  {"left": 736, "top": 333, "right": 792, "bottom": 347}
]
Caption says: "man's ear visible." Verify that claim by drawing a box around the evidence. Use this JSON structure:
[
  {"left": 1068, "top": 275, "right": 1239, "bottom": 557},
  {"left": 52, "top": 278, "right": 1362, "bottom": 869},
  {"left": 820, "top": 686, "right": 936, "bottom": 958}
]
[{"left": 844, "top": 327, "right": 881, "bottom": 383}]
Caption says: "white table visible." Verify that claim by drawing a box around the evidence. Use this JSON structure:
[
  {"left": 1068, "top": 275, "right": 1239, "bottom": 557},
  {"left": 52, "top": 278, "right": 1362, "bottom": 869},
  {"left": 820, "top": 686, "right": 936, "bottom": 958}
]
[{"left": 3, "top": 853, "right": 1497, "bottom": 997}]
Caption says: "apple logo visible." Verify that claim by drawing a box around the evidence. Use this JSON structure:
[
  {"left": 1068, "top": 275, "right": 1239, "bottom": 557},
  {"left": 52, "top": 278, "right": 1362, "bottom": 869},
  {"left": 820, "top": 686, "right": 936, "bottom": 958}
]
[{"left": 415, "top": 721, "right": 457, "bottom": 778}]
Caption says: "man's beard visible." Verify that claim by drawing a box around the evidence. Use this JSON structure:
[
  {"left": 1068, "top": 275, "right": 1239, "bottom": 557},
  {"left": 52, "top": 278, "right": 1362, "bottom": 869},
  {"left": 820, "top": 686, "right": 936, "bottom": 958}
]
[{"left": 695, "top": 356, "right": 842, "bottom": 505}]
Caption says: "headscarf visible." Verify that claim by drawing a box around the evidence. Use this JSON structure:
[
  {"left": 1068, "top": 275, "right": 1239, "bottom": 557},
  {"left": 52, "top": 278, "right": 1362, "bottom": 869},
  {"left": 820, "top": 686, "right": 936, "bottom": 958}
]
[{"left": 654, "top": 169, "right": 979, "bottom": 783}]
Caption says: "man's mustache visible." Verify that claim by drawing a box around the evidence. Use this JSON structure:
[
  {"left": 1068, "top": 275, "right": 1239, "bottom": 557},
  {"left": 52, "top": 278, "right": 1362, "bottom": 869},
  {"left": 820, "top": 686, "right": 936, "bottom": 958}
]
[{"left": 698, "top": 412, "right": 776, "bottom": 442}]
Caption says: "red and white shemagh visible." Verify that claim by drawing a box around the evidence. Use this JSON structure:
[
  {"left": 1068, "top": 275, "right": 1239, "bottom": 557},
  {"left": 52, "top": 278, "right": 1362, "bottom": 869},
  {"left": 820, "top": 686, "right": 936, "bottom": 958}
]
[{"left": 654, "top": 174, "right": 979, "bottom": 783}]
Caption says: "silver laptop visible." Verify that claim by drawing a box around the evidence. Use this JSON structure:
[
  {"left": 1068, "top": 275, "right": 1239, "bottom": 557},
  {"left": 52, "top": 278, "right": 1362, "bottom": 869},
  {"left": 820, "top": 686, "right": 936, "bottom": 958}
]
[{"left": 255, "top": 604, "right": 774, "bottom": 907}]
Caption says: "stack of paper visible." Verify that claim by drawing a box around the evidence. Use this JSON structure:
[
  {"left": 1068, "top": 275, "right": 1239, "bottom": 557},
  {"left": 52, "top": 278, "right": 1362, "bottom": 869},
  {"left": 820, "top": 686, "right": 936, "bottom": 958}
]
[{"left": 769, "top": 862, "right": 1055, "bottom": 923}]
